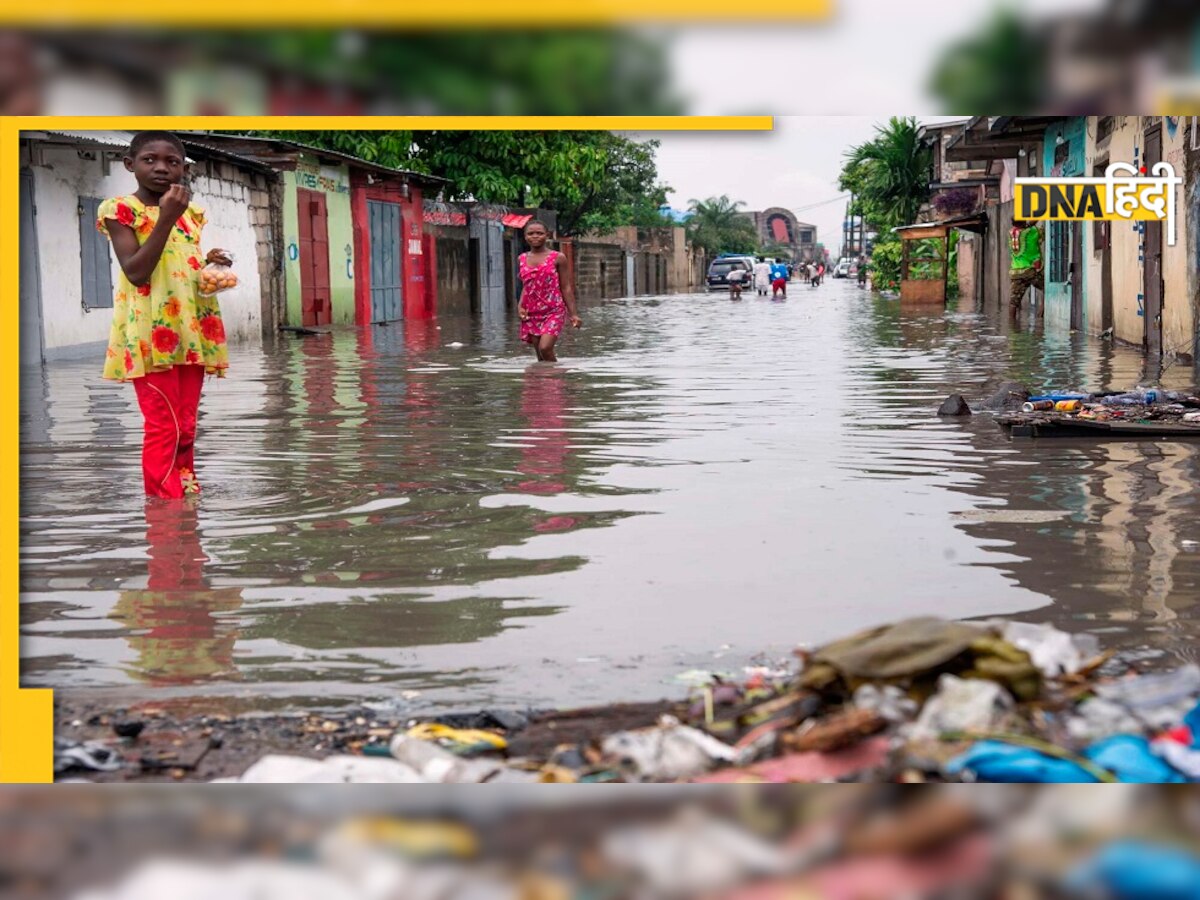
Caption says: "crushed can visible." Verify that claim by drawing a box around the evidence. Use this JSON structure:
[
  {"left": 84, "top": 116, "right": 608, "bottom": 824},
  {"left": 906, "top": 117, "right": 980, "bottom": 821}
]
[
  {"left": 1022, "top": 400, "right": 1055, "bottom": 412},
  {"left": 1055, "top": 399, "right": 1082, "bottom": 412}
]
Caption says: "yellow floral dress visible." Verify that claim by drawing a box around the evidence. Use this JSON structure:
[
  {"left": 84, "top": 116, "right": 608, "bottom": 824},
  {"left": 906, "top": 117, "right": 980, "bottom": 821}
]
[{"left": 96, "top": 195, "right": 229, "bottom": 382}]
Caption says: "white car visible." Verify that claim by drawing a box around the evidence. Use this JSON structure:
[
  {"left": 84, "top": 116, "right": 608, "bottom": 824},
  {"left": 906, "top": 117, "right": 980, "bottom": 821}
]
[{"left": 833, "top": 259, "right": 851, "bottom": 278}]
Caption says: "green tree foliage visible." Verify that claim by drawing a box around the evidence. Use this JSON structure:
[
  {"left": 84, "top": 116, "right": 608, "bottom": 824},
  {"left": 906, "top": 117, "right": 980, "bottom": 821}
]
[
  {"left": 240, "top": 131, "right": 672, "bottom": 236},
  {"left": 867, "top": 235, "right": 903, "bottom": 292},
  {"left": 192, "top": 30, "right": 680, "bottom": 115},
  {"left": 838, "top": 117, "right": 932, "bottom": 231},
  {"left": 928, "top": 12, "right": 1046, "bottom": 113},
  {"left": 686, "top": 196, "right": 759, "bottom": 256}
]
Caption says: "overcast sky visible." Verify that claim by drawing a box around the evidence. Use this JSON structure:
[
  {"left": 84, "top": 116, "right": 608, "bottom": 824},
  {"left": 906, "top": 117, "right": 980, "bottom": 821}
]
[
  {"left": 636, "top": 116, "right": 961, "bottom": 255},
  {"left": 639, "top": 0, "right": 1108, "bottom": 253}
]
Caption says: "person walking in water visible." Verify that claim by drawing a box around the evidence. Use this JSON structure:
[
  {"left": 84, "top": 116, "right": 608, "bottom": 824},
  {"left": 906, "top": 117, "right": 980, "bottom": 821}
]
[
  {"left": 518, "top": 220, "right": 581, "bottom": 362},
  {"left": 1009, "top": 219, "right": 1044, "bottom": 317},
  {"left": 770, "top": 260, "right": 789, "bottom": 299},
  {"left": 97, "top": 131, "right": 230, "bottom": 499},
  {"left": 752, "top": 258, "right": 772, "bottom": 297}
]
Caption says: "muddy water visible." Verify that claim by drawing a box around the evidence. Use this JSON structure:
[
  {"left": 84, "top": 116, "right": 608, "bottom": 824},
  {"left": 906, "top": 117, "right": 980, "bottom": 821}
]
[{"left": 20, "top": 281, "right": 1200, "bottom": 714}]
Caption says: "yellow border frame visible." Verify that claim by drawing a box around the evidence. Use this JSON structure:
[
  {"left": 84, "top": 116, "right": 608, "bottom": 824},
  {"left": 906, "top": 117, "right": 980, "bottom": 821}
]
[
  {"left": 2, "top": 114, "right": 772, "bottom": 783},
  {"left": 4, "top": 0, "right": 830, "bottom": 25}
]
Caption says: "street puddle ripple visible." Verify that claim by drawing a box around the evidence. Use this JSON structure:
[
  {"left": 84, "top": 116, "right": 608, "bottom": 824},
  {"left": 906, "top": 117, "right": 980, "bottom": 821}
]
[{"left": 19, "top": 284, "right": 1200, "bottom": 711}]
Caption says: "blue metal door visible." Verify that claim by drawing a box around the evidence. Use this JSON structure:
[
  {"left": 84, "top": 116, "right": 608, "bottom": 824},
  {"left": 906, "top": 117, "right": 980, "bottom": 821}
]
[{"left": 368, "top": 200, "right": 402, "bottom": 323}]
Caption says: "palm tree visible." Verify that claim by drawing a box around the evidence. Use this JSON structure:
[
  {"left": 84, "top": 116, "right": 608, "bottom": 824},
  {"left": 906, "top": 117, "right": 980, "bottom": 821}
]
[
  {"left": 840, "top": 117, "right": 932, "bottom": 229},
  {"left": 686, "top": 195, "right": 759, "bottom": 258}
]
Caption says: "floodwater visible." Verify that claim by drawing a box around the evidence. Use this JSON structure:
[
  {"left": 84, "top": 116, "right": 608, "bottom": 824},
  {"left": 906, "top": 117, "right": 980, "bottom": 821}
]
[{"left": 20, "top": 280, "right": 1200, "bottom": 715}]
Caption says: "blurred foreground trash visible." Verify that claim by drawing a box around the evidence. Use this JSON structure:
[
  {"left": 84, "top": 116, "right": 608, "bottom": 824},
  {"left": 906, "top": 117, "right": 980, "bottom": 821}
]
[{"left": 1068, "top": 841, "right": 1200, "bottom": 900}]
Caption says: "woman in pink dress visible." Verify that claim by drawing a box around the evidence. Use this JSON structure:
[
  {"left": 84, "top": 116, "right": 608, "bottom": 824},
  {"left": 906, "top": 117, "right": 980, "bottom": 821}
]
[{"left": 518, "top": 220, "right": 581, "bottom": 362}]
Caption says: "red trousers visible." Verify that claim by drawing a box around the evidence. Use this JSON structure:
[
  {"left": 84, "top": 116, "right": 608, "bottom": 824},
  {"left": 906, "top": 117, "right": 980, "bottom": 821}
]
[{"left": 132, "top": 366, "right": 205, "bottom": 499}]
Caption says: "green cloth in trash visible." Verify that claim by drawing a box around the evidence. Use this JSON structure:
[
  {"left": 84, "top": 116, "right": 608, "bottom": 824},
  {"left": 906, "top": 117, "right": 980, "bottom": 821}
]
[{"left": 800, "top": 617, "right": 1041, "bottom": 701}]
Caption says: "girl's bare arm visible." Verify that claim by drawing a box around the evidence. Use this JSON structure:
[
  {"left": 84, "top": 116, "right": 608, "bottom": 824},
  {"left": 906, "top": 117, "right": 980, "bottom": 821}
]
[{"left": 106, "top": 185, "right": 190, "bottom": 286}]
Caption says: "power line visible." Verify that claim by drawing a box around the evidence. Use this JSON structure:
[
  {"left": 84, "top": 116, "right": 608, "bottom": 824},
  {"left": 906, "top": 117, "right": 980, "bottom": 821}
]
[{"left": 790, "top": 193, "right": 851, "bottom": 215}]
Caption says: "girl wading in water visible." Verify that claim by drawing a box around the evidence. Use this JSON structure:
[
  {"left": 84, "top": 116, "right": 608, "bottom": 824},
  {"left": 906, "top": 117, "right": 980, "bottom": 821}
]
[
  {"left": 518, "top": 220, "right": 581, "bottom": 362},
  {"left": 97, "top": 131, "right": 230, "bottom": 499}
]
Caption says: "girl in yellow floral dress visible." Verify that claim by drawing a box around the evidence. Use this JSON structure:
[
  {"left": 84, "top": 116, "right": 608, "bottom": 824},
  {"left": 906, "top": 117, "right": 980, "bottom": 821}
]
[{"left": 97, "top": 131, "right": 229, "bottom": 500}]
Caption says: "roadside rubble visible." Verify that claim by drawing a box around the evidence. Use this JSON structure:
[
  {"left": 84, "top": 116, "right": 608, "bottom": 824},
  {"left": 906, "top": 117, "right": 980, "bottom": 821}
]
[{"left": 53, "top": 614, "right": 1200, "bottom": 784}]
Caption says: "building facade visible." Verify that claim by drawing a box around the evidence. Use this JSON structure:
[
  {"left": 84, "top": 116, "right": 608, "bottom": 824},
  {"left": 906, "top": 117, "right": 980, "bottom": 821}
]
[{"left": 19, "top": 130, "right": 279, "bottom": 367}]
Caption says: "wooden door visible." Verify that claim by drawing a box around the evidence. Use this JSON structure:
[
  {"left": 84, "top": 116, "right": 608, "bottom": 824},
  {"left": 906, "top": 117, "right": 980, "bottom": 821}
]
[
  {"left": 1143, "top": 126, "right": 1164, "bottom": 354},
  {"left": 298, "top": 189, "right": 330, "bottom": 326}
]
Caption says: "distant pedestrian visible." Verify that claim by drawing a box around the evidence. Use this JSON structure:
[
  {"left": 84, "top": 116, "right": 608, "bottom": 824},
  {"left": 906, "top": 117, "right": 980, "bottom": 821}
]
[
  {"left": 727, "top": 265, "right": 746, "bottom": 300},
  {"left": 857, "top": 256, "right": 868, "bottom": 286},
  {"left": 96, "top": 130, "right": 229, "bottom": 499},
  {"left": 753, "top": 259, "right": 772, "bottom": 297},
  {"left": 770, "top": 261, "right": 789, "bottom": 299},
  {"left": 518, "top": 220, "right": 581, "bottom": 362}
]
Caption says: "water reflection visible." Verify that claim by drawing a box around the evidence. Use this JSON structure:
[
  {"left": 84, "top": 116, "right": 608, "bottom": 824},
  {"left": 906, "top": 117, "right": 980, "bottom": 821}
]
[
  {"left": 20, "top": 282, "right": 1200, "bottom": 711},
  {"left": 110, "top": 502, "right": 242, "bottom": 686}
]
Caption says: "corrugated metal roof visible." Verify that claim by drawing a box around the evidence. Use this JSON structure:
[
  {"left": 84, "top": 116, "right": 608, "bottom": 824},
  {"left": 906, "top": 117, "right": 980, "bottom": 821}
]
[
  {"left": 25, "top": 130, "right": 280, "bottom": 174},
  {"left": 180, "top": 132, "right": 450, "bottom": 186},
  {"left": 31, "top": 129, "right": 137, "bottom": 149}
]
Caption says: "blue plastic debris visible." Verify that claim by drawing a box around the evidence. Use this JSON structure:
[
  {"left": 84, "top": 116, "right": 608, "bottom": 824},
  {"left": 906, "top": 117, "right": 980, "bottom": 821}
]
[
  {"left": 1068, "top": 841, "right": 1200, "bottom": 900},
  {"left": 945, "top": 741, "right": 1098, "bottom": 783},
  {"left": 948, "top": 735, "right": 1187, "bottom": 783},
  {"left": 1027, "top": 393, "right": 1090, "bottom": 402},
  {"left": 1083, "top": 735, "right": 1185, "bottom": 784}
]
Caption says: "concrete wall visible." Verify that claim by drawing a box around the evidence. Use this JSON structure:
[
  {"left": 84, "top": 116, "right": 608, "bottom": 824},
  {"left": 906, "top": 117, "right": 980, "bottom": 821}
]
[
  {"left": 983, "top": 200, "right": 1014, "bottom": 317},
  {"left": 1084, "top": 116, "right": 1114, "bottom": 335},
  {"left": 1107, "top": 118, "right": 1144, "bottom": 345},
  {"left": 23, "top": 142, "right": 265, "bottom": 358},
  {"left": 434, "top": 228, "right": 472, "bottom": 316},
  {"left": 576, "top": 242, "right": 626, "bottom": 299},
  {"left": 1189, "top": 118, "right": 1200, "bottom": 363},
  {"left": 283, "top": 154, "right": 355, "bottom": 326},
  {"left": 1095, "top": 116, "right": 1193, "bottom": 351},
  {"left": 957, "top": 231, "right": 980, "bottom": 312},
  {"left": 1161, "top": 116, "right": 1192, "bottom": 356}
]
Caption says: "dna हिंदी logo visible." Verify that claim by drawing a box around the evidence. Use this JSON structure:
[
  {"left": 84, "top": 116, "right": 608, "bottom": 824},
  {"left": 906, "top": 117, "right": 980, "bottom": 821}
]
[{"left": 1014, "top": 162, "right": 1182, "bottom": 245}]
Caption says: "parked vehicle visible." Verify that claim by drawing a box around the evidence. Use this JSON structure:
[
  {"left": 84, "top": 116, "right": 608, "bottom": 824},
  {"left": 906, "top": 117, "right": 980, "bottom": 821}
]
[
  {"left": 833, "top": 258, "right": 851, "bottom": 278},
  {"left": 706, "top": 256, "right": 756, "bottom": 291}
]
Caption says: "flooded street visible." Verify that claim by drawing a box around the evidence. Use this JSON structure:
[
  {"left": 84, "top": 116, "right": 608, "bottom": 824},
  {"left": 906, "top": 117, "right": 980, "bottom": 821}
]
[{"left": 21, "top": 279, "right": 1200, "bottom": 715}]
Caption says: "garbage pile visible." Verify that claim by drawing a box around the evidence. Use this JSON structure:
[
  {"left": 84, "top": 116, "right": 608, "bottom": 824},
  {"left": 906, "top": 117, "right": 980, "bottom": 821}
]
[
  {"left": 182, "top": 616, "right": 1200, "bottom": 784},
  {"left": 996, "top": 388, "right": 1200, "bottom": 427}
]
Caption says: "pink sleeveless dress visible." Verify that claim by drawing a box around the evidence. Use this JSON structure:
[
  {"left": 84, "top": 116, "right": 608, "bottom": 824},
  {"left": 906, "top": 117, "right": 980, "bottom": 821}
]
[{"left": 519, "top": 250, "right": 567, "bottom": 344}]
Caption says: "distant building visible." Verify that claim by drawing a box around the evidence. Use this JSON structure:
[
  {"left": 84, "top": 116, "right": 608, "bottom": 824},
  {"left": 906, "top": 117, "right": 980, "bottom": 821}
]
[{"left": 740, "top": 207, "right": 817, "bottom": 262}]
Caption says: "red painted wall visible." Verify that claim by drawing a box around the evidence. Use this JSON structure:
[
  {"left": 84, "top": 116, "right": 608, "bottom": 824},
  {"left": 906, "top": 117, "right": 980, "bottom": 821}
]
[{"left": 350, "top": 176, "right": 432, "bottom": 325}]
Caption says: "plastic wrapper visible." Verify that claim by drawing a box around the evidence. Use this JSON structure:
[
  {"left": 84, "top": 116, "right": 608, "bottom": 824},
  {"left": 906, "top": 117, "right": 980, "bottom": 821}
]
[{"left": 198, "top": 250, "right": 238, "bottom": 297}]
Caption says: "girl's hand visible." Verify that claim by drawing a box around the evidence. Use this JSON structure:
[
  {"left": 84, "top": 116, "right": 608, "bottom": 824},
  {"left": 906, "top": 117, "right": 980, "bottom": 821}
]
[
  {"left": 570, "top": 315, "right": 583, "bottom": 329},
  {"left": 518, "top": 304, "right": 528, "bottom": 321},
  {"left": 160, "top": 183, "right": 191, "bottom": 223},
  {"left": 206, "top": 248, "right": 232, "bottom": 267}
]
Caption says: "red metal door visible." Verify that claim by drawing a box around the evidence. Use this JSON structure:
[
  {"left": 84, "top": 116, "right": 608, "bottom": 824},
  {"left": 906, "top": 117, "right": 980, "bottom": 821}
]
[{"left": 298, "top": 189, "right": 331, "bottom": 326}]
